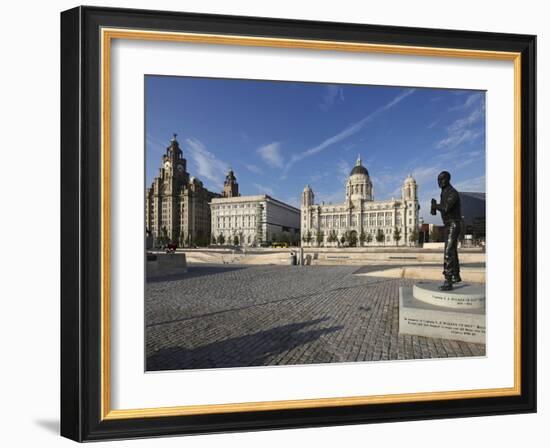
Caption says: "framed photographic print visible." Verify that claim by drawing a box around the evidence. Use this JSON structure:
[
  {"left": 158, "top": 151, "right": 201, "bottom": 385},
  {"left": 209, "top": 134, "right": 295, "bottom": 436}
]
[{"left": 60, "top": 6, "right": 536, "bottom": 442}]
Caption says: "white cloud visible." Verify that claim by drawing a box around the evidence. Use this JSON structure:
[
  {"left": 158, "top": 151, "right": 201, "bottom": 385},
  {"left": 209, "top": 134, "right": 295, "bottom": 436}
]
[
  {"left": 453, "top": 175, "right": 486, "bottom": 192},
  {"left": 337, "top": 159, "right": 351, "bottom": 184},
  {"left": 436, "top": 103, "right": 485, "bottom": 150},
  {"left": 449, "top": 92, "right": 483, "bottom": 111},
  {"left": 308, "top": 171, "right": 331, "bottom": 183},
  {"left": 436, "top": 129, "right": 483, "bottom": 150},
  {"left": 427, "top": 120, "right": 438, "bottom": 129},
  {"left": 448, "top": 106, "right": 484, "bottom": 133},
  {"left": 244, "top": 163, "right": 263, "bottom": 175},
  {"left": 146, "top": 134, "right": 167, "bottom": 154},
  {"left": 455, "top": 158, "right": 475, "bottom": 169},
  {"left": 411, "top": 166, "right": 443, "bottom": 186},
  {"left": 185, "top": 138, "right": 228, "bottom": 190},
  {"left": 253, "top": 183, "right": 275, "bottom": 196},
  {"left": 282, "top": 88, "right": 416, "bottom": 177},
  {"left": 319, "top": 85, "right": 345, "bottom": 111},
  {"left": 257, "top": 142, "right": 284, "bottom": 168},
  {"left": 371, "top": 166, "right": 440, "bottom": 199}
]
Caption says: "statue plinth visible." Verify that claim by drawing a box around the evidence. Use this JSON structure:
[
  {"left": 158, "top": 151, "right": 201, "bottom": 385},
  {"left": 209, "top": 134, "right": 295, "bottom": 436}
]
[
  {"left": 413, "top": 282, "right": 485, "bottom": 310},
  {"left": 399, "top": 282, "right": 486, "bottom": 345}
]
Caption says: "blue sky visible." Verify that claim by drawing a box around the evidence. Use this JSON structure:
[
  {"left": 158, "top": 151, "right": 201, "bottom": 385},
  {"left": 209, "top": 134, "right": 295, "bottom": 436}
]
[{"left": 145, "top": 76, "right": 485, "bottom": 224}]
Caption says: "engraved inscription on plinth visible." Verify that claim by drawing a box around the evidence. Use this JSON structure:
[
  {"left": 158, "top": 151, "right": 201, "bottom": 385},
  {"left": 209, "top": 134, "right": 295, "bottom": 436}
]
[
  {"left": 399, "top": 286, "right": 486, "bottom": 345},
  {"left": 413, "top": 282, "right": 485, "bottom": 310}
]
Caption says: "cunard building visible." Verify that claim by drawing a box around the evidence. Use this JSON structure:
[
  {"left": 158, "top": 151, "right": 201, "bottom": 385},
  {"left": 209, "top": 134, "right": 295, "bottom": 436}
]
[
  {"left": 145, "top": 134, "right": 220, "bottom": 247},
  {"left": 301, "top": 156, "right": 420, "bottom": 246},
  {"left": 210, "top": 170, "right": 301, "bottom": 246}
]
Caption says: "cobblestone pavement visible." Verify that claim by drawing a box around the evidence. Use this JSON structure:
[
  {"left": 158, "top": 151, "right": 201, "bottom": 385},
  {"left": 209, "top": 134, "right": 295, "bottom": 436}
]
[{"left": 146, "top": 265, "right": 485, "bottom": 371}]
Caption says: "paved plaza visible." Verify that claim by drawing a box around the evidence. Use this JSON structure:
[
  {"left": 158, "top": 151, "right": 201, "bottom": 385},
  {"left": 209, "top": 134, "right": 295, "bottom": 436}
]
[{"left": 146, "top": 264, "right": 485, "bottom": 371}]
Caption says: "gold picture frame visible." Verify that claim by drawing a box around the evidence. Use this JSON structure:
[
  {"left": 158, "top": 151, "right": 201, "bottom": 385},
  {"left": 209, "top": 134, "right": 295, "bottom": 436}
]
[{"left": 61, "top": 6, "right": 536, "bottom": 441}]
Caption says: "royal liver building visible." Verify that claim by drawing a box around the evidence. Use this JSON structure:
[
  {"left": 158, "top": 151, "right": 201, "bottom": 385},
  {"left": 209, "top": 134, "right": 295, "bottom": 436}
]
[
  {"left": 301, "top": 156, "right": 419, "bottom": 246},
  {"left": 145, "top": 134, "right": 220, "bottom": 247}
]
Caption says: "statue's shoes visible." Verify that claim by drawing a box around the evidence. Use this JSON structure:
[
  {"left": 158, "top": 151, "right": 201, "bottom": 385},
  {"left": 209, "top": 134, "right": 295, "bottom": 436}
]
[{"left": 439, "top": 281, "right": 453, "bottom": 291}]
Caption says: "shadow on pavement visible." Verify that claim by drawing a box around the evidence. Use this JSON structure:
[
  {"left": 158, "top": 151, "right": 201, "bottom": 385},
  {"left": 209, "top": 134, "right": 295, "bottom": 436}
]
[
  {"left": 147, "top": 265, "right": 247, "bottom": 283},
  {"left": 146, "top": 317, "right": 343, "bottom": 371},
  {"left": 146, "top": 275, "right": 389, "bottom": 329}
]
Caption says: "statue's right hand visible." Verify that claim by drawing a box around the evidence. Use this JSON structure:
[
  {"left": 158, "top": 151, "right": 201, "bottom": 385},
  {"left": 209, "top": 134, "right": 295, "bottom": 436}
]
[{"left": 430, "top": 199, "right": 437, "bottom": 215}]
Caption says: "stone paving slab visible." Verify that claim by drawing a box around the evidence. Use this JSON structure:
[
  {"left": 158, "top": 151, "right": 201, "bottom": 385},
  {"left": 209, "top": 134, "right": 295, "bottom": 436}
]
[{"left": 146, "top": 264, "right": 485, "bottom": 371}]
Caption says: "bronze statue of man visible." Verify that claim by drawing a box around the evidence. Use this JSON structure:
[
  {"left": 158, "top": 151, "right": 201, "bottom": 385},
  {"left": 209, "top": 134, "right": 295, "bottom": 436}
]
[{"left": 431, "top": 171, "right": 462, "bottom": 291}]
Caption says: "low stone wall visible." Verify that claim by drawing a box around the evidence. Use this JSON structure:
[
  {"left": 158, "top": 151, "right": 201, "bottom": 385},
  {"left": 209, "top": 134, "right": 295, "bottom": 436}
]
[
  {"left": 310, "top": 250, "right": 484, "bottom": 265},
  {"left": 176, "top": 247, "right": 485, "bottom": 266},
  {"left": 422, "top": 242, "right": 445, "bottom": 250},
  {"left": 146, "top": 253, "right": 187, "bottom": 278}
]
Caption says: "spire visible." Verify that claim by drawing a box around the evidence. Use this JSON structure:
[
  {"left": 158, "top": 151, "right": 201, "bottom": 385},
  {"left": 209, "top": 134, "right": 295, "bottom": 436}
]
[
  {"left": 225, "top": 167, "right": 236, "bottom": 182},
  {"left": 166, "top": 133, "right": 182, "bottom": 158},
  {"left": 356, "top": 154, "right": 362, "bottom": 166}
]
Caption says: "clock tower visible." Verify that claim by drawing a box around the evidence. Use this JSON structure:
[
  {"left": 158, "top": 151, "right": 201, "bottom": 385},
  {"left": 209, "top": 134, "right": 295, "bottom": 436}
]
[
  {"left": 161, "top": 134, "right": 188, "bottom": 184},
  {"left": 146, "top": 133, "right": 220, "bottom": 248}
]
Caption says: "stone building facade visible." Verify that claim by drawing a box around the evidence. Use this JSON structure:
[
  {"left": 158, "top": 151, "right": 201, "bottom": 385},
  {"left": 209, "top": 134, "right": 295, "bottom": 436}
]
[
  {"left": 210, "top": 192, "right": 301, "bottom": 246},
  {"left": 301, "top": 156, "right": 420, "bottom": 246},
  {"left": 145, "top": 135, "right": 220, "bottom": 247}
]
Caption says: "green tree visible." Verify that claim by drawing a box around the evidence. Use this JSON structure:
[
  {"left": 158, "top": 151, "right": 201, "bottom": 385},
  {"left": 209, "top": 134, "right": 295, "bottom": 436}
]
[
  {"left": 393, "top": 227, "right": 402, "bottom": 246},
  {"left": 218, "top": 234, "right": 225, "bottom": 245},
  {"left": 316, "top": 231, "right": 324, "bottom": 247},
  {"left": 359, "top": 230, "right": 366, "bottom": 246},
  {"left": 366, "top": 233, "right": 373, "bottom": 244},
  {"left": 375, "top": 229, "right": 385, "bottom": 245},
  {"left": 233, "top": 235, "right": 239, "bottom": 246},
  {"left": 340, "top": 233, "right": 346, "bottom": 246},
  {"left": 348, "top": 231, "right": 358, "bottom": 247}
]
